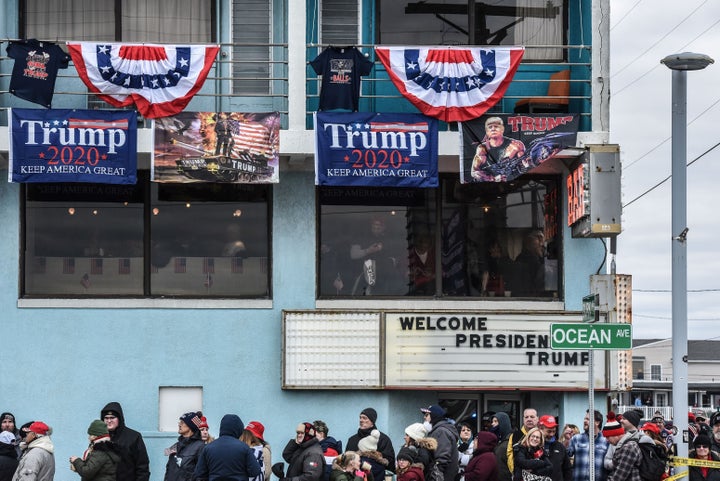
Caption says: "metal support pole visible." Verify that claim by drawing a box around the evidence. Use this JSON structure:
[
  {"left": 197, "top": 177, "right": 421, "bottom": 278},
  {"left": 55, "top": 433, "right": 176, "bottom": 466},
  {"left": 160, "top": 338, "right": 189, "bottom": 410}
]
[
  {"left": 661, "top": 51, "right": 713, "bottom": 469},
  {"left": 588, "top": 349, "right": 595, "bottom": 481},
  {"left": 670, "top": 68, "right": 689, "bottom": 464}
]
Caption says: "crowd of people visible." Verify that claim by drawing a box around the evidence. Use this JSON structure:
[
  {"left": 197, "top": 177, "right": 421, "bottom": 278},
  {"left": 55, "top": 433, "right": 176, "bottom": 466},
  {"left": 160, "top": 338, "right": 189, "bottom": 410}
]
[{"left": 2, "top": 404, "right": 720, "bottom": 481}]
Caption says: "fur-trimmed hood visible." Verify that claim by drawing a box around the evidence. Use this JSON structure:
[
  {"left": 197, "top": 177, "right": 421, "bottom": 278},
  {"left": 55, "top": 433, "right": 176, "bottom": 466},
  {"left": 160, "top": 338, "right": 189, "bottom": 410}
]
[
  {"left": 414, "top": 437, "right": 437, "bottom": 451},
  {"left": 357, "top": 449, "right": 390, "bottom": 466}
]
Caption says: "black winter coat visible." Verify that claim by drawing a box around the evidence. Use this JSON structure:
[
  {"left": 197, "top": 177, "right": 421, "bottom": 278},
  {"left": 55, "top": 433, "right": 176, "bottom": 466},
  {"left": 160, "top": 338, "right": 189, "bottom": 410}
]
[
  {"left": 101, "top": 402, "right": 151, "bottom": 481},
  {"left": 543, "top": 440, "right": 571, "bottom": 481},
  {"left": 0, "top": 443, "right": 18, "bottom": 481},
  {"left": 165, "top": 434, "right": 205, "bottom": 481},
  {"left": 512, "top": 445, "right": 553, "bottom": 481},
  {"left": 347, "top": 429, "right": 396, "bottom": 481},
  {"left": 282, "top": 438, "right": 325, "bottom": 481}
]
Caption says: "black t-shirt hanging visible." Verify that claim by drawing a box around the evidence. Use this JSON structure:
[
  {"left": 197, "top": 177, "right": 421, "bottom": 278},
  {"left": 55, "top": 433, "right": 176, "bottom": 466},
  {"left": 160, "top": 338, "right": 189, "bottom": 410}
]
[
  {"left": 310, "top": 46, "right": 374, "bottom": 111},
  {"left": 7, "top": 39, "right": 71, "bottom": 108}
]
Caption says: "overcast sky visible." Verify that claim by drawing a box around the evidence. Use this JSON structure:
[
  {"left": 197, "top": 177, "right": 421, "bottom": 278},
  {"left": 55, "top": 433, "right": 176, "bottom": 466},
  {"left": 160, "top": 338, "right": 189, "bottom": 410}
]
[{"left": 608, "top": 0, "right": 720, "bottom": 340}]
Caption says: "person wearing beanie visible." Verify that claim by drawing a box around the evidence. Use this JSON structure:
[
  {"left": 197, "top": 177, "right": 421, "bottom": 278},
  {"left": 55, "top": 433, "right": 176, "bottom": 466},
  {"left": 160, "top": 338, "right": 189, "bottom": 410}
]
[
  {"left": 396, "top": 447, "right": 424, "bottom": 481},
  {"left": 620, "top": 411, "right": 642, "bottom": 432},
  {"left": 420, "top": 405, "right": 459, "bottom": 481},
  {"left": 1, "top": 413, "right": 21, "bottom": 460},
  {"left": 199, "top": 416, "right": 214, "bottom": 445},
  {"left": 100, "top": 402, "right": 150, "bottom": 481},
  {"left": 402, "top": 423, "right": 436, "bottom": 475},
  {"left": 0, "top": 431, "right": 18, "bottom": 481},
  {"left": 464, "top": 432, "right": 498, "bottom": 481},
  {"left": 314, "top": 420, "right": 343, "bottom": 481},
  {"left": 69, "top": 419, "right": 121, "bottom": 481},
  {"left": 11, "top": 420, "right": 54, "bottom": 481},
  {"left": 567, "top": 410, "right": 608, "bottom": 481},
  {"left": 346, "top": 408, "right": 395, "bottom": 481},
  {"left": 164, "top": 412, "right": 205, "bottom": 481},
  {"left": 240, "top": 421, "right": 271, "bottom": 481},
  {"left": 194, "top": 414, "right": 262, "bottom": 481},
  {"left": 280, "top": 422, "right": 325, "bottom": 481},
  {"left": 688, "top": 433, "right": 720, "bottom": 481},
  {"left": 603, "top": 411, "right": 646, "bottom": 481}
]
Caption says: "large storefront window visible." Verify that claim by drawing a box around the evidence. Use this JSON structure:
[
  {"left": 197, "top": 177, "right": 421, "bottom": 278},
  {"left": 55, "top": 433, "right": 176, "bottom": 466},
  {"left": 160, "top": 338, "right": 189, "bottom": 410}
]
[
  {"left": 23, "top": 175, "right": 270, "bottom": 298},
  {"left": 318, "top": 175, "right": 561, "bottom": 299}
]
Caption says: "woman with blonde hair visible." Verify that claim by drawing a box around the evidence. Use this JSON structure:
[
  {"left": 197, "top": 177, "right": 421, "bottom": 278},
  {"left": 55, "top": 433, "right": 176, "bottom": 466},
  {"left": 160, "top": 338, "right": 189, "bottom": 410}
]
[
  {"left": 559, "top": 424, "right": 579, "bottom": 449},
  {"left": 240, "top": 421, "right": 271, "bottom": 481},
  {"left": 512, "top": 427, "right": 553, "bottom": 481},
  {"left": 330, "top": 451, "right": 374, "bottom": 481}
]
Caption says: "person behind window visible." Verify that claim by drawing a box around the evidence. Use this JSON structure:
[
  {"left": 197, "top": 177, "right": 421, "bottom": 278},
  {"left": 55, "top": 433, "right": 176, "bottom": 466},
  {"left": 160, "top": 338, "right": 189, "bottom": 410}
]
[
  {"left": 513, "top": 230, "right": 546, "bottom": 297},
  {"left": 407, "top": 232, "right": 435, "bottom": 296},
  {"left": 482, "top": 239, "right": 512, "bottom": 297},
  {"left": 349, "top": 217, "right": 405, "bottom": 296}
]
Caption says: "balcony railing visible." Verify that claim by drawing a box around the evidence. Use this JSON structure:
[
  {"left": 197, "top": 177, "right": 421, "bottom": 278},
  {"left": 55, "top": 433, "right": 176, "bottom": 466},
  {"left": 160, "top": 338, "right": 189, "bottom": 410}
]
[
  {"left": 0, "top": 41, "right": 592, "bottom": 131},
  {"left": 616, "top": 405, "right": 718, "bottom": 421}
]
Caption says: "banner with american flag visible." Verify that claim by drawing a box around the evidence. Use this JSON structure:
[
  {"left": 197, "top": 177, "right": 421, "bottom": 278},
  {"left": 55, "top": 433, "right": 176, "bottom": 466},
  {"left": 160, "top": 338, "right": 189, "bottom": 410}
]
[
  {"left": 152, "top": 111, "right": 280, "bottom": 183},
  {"left": 9, "top": 108, "right": 137, "bottom": 184},
  {"left": 314, "top": 111, "right": 438, "bottom": 188},
  {"left": 67, "top": 42, "right": 219, "bottom": 119},
  {"left": 374, "top": 46, "right": 524, "bottom": 122}
]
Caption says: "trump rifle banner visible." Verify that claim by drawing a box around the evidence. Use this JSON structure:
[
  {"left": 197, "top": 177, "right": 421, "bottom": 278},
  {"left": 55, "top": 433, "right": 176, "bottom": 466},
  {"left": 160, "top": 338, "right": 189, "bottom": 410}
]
[
  {"left": 459, "top": 114, "right": 579, "bottom": 183},
  {"left": 314, "top": 112, "right": 438, "bottom": 188},
  {"left": 8, "top": 108, "right": 137, "bottom": 184},
  {"left": 152, "top": 111, "right": 280, "bottom": 183}
]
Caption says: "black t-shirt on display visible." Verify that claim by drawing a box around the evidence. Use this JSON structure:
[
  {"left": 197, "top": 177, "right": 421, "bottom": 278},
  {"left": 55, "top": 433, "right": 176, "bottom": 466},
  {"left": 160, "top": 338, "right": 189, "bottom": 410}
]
[{"left": 310, "top": 46, "right": 374, "bottom": 111}]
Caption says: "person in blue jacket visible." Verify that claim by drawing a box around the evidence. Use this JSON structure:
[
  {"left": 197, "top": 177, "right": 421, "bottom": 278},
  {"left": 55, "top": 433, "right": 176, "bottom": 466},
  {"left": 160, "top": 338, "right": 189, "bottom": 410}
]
[{"left": 193, "top": 414, "right": 261, "bottom": 481}]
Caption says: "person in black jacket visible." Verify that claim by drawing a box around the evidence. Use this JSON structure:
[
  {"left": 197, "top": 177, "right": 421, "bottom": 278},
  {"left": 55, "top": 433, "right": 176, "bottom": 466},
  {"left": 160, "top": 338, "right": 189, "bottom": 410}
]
[
  {"left": 537, "top": 416, "right": 571, "bottom": 481},
  {"left": 0, "top": 432, "right": 18, "bottom": 481},
  {"left": 101, "top": 402, "right": 150, "bottom": 481},
  {"left": 346, "top": 408, "right": 395, "bottom": 481},
  {"left": 512, "top": 428, "right": 553, "bottom": 481},
  {"left": 193, "top": 414, "right": 261, "bottom": 481},
  {"left": 165, "top": 412, "right": 205, "bottom": 481},
  {"left": 281, "top": 422, "right": 325, "bottom": 481}
]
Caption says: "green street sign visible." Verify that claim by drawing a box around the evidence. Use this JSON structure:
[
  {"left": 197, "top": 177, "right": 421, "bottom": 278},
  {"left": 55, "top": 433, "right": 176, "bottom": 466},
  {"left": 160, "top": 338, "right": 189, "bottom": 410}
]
[
  {"left": 582, "top": 294, "right": 599, "bottom": 323},
  {"left": 550, "top": 323, "right": 632, "bottom": 350}
]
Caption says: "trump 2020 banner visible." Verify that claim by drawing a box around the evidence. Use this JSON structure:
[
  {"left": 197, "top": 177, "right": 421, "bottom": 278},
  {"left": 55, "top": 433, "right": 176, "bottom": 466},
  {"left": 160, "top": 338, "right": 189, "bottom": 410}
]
[
  {"left": 152, "top": 111, "right": 280, "bottom": 183},
  {"left": 8, "top": 108, "right": 137, "bottom": 184},
  {"left": 314, "top": 112, "right": 438, "bottom": 188},
  {"left": 459, "top": 114, "right": 579, "bottom": 183}
]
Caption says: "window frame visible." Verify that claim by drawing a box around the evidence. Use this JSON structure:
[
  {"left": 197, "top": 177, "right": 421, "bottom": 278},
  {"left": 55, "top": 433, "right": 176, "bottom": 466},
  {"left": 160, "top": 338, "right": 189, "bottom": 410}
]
[
  {"left": 19, "top": 175, "right": 273, "bottom": 300},
  {"left": 316, "top": 174, "right": 563, "bottom": 301}
]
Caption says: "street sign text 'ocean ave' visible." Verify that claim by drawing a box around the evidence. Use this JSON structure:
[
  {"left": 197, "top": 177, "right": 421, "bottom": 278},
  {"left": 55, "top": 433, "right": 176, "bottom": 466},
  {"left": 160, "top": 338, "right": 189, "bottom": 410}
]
[{"left": 550, "top": 323, "right": 632, "bottom": 350}]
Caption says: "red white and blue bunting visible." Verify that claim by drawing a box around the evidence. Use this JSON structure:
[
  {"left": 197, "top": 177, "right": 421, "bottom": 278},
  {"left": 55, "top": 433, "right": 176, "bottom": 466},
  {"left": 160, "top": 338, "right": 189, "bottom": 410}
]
[
  {"left": 375, "top": 46, "right": 524, "bottom": 122},
  {"left": 67, "top": 43, "right": 219, "bottom": 119}
]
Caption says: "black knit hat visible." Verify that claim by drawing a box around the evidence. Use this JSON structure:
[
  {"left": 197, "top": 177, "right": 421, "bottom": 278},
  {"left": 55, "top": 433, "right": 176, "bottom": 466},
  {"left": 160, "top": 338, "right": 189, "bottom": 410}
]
[
  {"left": 397, "top": 446, "right": 417, "bottom": 463},
  {"left": 180, "top": 412, "right": 203, "bottom": 434},
  {"left": 361, "top": 408, "right": 378, "bottom": 424}
]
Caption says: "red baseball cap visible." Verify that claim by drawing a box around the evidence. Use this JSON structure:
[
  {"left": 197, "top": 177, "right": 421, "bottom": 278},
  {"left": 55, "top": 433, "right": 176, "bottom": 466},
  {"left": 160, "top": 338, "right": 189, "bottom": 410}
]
[
  {"left": 539, "top": 415, "right": 558, "bottom": 428},
  {"left": 642, "top": 422, "right": 661, "bottom": 434}
]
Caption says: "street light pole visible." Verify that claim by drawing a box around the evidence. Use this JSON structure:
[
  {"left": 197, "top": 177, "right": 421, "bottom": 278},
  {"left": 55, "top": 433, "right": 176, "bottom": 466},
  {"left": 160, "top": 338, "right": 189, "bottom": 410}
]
[{"left": 660, "top": 52, "right": 713, "bottom": 464}]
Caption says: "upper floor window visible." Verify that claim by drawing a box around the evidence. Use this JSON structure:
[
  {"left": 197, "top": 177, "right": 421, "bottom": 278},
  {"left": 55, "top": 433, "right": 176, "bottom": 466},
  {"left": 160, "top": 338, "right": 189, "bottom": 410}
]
[
  {"left": 632, "top": 358, "right": 645, "bottom": 380},
  {"left": 23, "top": 174, "right": 271, "bottom": 298},
  {"left": 650, "top": 364, "right": 662, "bottom": 381},
  {"left": 232, "top": 0, "right": 272, "bottom": 95},
  {"left": 318, "top": 175, "right": 561, "bottom": 299},
  {"left": 378, "top": 0, "right": 565, "bottom": 60},
  {"left": 320, "top": 0, "right": 360, "bottom": 45},
  {"left": 23, "top": 0, "right": 214, "bottom": 42}
]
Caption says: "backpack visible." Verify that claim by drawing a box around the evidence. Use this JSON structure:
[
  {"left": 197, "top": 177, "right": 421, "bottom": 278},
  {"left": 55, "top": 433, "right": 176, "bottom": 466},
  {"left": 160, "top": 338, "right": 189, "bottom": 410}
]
[{"left": 630, "top": 440, "right": 667, "bottom": 481}]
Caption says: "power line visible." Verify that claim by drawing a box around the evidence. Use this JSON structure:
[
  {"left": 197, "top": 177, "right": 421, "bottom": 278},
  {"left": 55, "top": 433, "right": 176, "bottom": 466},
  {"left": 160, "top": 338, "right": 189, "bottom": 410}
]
[
  {"left": 634, "top": 314, "right": 720, "bottom": 321},
  {"left": 611, "top": 0, "right": 709, "bottom": 79},
  {"left": 613, "top": 14, "right": 720, "bottom": 96},
  {"left": 624, "top": 96, "right": 720, "bottom": 170},
  {"left": 622, "top": 140, "right": 720, "bottom": 208},
  {"left": 610, "top": 0, "right": 644, "bottom": 31}
]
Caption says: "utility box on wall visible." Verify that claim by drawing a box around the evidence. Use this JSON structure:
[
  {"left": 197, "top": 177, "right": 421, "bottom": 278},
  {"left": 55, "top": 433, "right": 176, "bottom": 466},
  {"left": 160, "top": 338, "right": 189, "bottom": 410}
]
[{"left": 567, "top": 144, "right": 622, "bottom": 238}]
